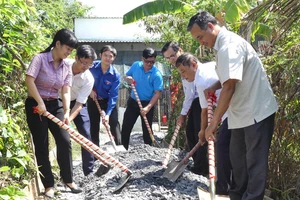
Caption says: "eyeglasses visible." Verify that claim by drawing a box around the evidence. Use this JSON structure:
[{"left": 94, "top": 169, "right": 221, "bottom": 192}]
[
  {"left": 165, "top": 54, "right": 176, "bottom": 60},
  {"left": 143, "top": 58, "right": 155, "bottom": 65},
  {"left": 79, "top": 58, "right": 93, "bottom": 68}
]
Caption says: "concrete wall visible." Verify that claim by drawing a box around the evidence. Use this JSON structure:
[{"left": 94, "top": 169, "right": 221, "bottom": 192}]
[{"left": 79, "top": 42, "right": 162, "bottom": 66}]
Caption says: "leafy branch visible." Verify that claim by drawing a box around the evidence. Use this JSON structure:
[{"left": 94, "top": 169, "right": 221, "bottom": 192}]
[{"left": 0, "top": 37, "right": 27, "bottom": 70}]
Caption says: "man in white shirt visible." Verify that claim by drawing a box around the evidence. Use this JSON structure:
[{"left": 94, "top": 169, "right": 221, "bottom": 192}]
[
  {"left": 187, "top": 11, "right": 278, "bottom": 200},
  {"left": 176, "top": 53, "right": 232, "bottom": 195},
  {"left": 61, "top": 45, "right": 96, "bottom": 176},
  {"left": 161, "top": 42, "right": 208, "bottom": 176}
]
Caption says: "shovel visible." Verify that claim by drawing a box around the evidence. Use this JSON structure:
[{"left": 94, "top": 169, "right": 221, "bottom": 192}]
[
  {"left": 160, "top": 139, "right": 170, "bottom": 148},
  {"left": 162, "top": 140, "right": 202, "bottom": 182},
  {"left": 162, "top": 124, "right": 181, "bottom": 167},
  {"left": 131, "top": 80, "right": 161, "bottom": 148},
  {"left": 33, "top": 107, "right": 132, "bottom": 192},
  {"left": 197, "top": 187, "right": 229, "bottom": 200},
  {"left": 162, "top": 95, "right": 216, "bottom": 184},
  {"left": 198, "top": 93, "right": 219, "bottom": 200},
  {"left": 94, "top": 99, "right": 126, "bottom": 152}
]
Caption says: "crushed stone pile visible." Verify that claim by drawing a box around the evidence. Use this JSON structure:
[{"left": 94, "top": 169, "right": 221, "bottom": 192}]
[{"left": 56, "top": 132, "right": 209, "bottom": 200}]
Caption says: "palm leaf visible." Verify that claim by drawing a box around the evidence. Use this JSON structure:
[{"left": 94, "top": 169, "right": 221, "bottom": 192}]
[
  {"left": 244, "top": 0, "right": 300, "bottom": 43},
  {"left": 123, "top": 0, "right": 196, "bottom": 24}
]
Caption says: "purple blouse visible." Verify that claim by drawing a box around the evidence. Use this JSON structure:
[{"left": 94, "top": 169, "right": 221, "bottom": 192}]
[{"left": 26, "top": 51, "right": 72, "bottom": 99}]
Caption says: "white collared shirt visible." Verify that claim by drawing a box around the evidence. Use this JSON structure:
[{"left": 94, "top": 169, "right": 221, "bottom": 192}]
[
  {"left": 180, "top": 79, "right": 198, "bottom": 115},
  {"left": 194, "top": 61, "right": 227, "bottom": 121},
  {"left": 213, "top": 27, "right": 278, "bottom": 129},
  {"left": 59, "top": 59, "right": 94, "bottom": 104}
]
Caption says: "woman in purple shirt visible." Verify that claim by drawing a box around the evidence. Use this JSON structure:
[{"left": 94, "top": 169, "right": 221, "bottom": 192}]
[{"left": 25, "top": 29, "right": 82, "bottom": 198}]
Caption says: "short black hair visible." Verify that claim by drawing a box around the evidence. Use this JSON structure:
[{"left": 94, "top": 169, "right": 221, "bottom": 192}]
[
  {"left": 187, "top": 11, "right": 218, "bottom": 31},
  {"left": 175, "top": 53, "right": 198, "bottom": 68},
  {"left": 161, "top": 41, "right": 180, "bottom": 54},
  {"left": 142, "top": 47, "right": 157, "bottom": 59},
  {"left": 100, "top": 45, "right": 117, "bottom": 57},
  {"left": 76, "top": 45, "right": 97, "bottom": 60}
]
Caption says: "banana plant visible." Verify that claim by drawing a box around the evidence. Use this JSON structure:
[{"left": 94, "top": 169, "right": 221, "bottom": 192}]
[
  {"left": 122, "top": 0, "right": 196, "bottom": 25},
  {"left": 123, "top": 0, "right": 272, "bottom": 41}
]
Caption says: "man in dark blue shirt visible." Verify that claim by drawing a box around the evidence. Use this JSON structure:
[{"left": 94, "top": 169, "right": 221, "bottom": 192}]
[
  {"left": 121, "top": 47, "right": 163, "bottom": 150},
  {"left": 87, "top": 45, "right": 121, "bottom": 146}
]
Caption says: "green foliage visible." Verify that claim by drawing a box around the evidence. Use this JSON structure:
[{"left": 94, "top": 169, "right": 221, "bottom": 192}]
[
  {"left": 0, "top": 0, "right": 91, "bottom": 197},
  {"left": 263, "top": 29, "right": 300, "bottom": 199},
  {"left": 0, "top": 106, "right": 33, "bottom": 198},
  {"left": 123, "top": 0, "right": 196, "bottom": 24},
  {"left": 0, "top": 0, "right": 47, "bottom": 108},
  {"left": 0, "top": 186, "right": 26, "bottom": 200},
  {"left": 34, "top": 0, "right": 91, "bottom": 32}
]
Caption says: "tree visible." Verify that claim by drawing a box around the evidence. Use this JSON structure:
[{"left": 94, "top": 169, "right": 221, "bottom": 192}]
[
  {"left": 34, "top": 0, "right": 91, "bottom": 32},
  {"left": 0, "top": 0, "right": 91, "bottom": 197},
  {"left": 244, "top": 1, "right": 300, "bottom": 198}
]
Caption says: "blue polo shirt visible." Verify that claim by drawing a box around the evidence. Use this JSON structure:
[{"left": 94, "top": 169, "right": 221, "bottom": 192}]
[
  {"left": 126, "top": 61, "right": 163, "bottom": 101},
  {"left": 89, "top": 61, "right": 120, "bottom": 115}
]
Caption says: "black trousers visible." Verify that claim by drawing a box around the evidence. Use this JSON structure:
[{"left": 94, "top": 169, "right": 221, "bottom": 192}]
[
  {"left": 216, "top": 118, "right": 232, "bottom": 194},
  {"left": 87, "top": 97, "right": 121, "bottom": 147},
  {"left": 186, "top": 98, "right": 208, "bottom": 174},
  {"left": 121, "top": 97, "right": 154, "bottom": 150},
  {"left": 70, "top": 100, "right": 94, "bottom": 176},
  {"left": 25, "top": 98, "right": 73, "bottom": 188},
  {"left": 229, "top": 113, "right": 275, "bottom": 200}
]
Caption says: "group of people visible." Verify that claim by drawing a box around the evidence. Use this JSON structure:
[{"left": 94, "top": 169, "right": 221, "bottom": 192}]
[
  {"left": 25, "top": 10, "right": 277, "bottom": 200},
  {"left": 24, "top": 28, "right": 163, "bottom": 198}
]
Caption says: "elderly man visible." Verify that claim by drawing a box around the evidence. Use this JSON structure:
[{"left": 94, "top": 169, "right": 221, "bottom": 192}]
[
  {"left": 175, "top": 52, "right": 232, "bottom": 195},
  {"left": 161, "top": 42, "right": 208, "bottom": 176},
  {"left": 187, "top": 11, "right": 278, "bottom": 200}
]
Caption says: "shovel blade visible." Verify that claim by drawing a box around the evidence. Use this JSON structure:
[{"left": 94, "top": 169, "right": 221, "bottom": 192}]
[
  {"left": 112, "top": 172, "right": 132, "bottom": 194},
  {"left": 160, "top": 139, "right": 169, "bottom": 148},
  {"left": 103, "top": 142, "right": 127, "bottom": 153},
  {"left": 114, "top": 145, "right": 127, "bottom": 152},
  {"left": 95, "top": 164, "right": 111, "bottom": 177},
  {"left": 162, "top": 160, "right": 188, "bottom": 182},
  {"left": 152, "top": 140, "right": 162, "bottom": 148},
  {"left": 197, "top": 186, "right": 230, "bottom": 200}
]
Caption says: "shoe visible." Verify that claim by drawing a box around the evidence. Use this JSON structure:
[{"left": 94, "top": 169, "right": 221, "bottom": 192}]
[
  {"left": 63, "top": 182, "right": 82, "bottom": 194},
  {"left": 44, "top": 187, "right": 55, "bottom": 198}
]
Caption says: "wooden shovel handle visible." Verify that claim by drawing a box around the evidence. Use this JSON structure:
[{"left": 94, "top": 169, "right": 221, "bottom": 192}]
[
  {"left": 162, "top": 124, "right": 181, "bottom": 167},
  {"left": 94, "top": 99, "right": 117, "bottom": 149},
  {"left": 131, "top": 82, "right": 160, "bottom": 147},
  {"left": 33, "top": 107, "right": 132, "bottom": 174}
]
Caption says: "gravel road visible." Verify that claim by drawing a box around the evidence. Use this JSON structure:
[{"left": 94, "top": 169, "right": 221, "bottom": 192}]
[{"left": 54, "top": 132, "right": 208, "bottom": 200}]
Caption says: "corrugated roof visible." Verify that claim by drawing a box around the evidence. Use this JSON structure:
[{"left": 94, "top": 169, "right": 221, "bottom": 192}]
[
  {"left": 78, "top": 39, "right": 150, "bottom": 43},
  {"left": 75, "top": 17, "right": 123, "bottom": 19},
  {"left": 74, "top": 18, "right": 160, "bottom": 43}
]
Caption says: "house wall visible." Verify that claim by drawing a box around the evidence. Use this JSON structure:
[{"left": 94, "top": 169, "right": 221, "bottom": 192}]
[{"left": 80, "top": 42, "right": 162, "bottom": 66}]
